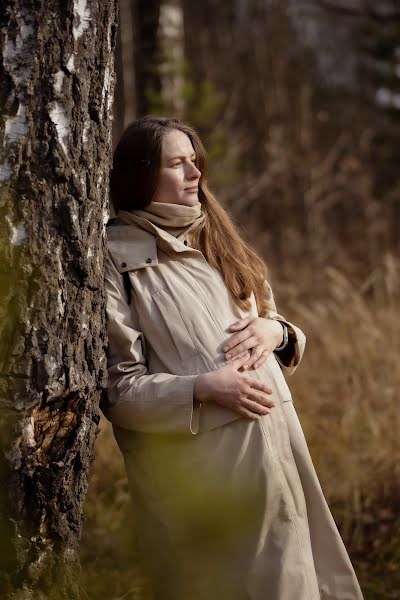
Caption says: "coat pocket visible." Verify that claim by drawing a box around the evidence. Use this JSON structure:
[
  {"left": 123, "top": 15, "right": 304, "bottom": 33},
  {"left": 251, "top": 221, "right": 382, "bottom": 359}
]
[{"left": 151, "top": 289, "right": 199, "bottom": 362}]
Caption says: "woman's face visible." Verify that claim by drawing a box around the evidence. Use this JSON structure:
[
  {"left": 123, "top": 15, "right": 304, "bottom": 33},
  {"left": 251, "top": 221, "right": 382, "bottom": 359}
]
[{"left": 152, "top": 129, "right": 202, "bottom": 206}]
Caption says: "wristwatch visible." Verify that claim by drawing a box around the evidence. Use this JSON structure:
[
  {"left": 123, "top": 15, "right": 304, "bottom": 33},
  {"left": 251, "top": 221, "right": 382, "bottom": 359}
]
[{"left": 274, "top": 321, "right": 289, "bottom": 352}]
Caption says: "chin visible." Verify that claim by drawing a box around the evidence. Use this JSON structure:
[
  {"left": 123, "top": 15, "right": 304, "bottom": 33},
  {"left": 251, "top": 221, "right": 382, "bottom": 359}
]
[{"left": 181, "top": 196, "right": 200, "bottom": 206}]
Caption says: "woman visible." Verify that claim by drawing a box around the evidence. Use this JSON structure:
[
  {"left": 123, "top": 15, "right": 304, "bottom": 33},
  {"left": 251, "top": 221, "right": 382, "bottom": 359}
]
[{"left": 102, "top": 115, "right": 364, "bottom": 600}]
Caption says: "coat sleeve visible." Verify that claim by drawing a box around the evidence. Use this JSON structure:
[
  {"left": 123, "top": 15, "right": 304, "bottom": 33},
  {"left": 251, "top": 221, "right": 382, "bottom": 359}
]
[
  {"left": 262, "top": 279, "right": 306, "bottom": 375},
  {"left": 101, "top": 250, "right": 200, "bottom": 435}
]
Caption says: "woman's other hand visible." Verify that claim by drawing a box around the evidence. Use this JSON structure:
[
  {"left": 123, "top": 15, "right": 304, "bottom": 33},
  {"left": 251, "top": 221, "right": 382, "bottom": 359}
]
[
  {"left": 193, "top": 352, "right": 275, "bottom": 420},
  {"left": 223, "top": 317, "right": 283, "bottom": 371}
]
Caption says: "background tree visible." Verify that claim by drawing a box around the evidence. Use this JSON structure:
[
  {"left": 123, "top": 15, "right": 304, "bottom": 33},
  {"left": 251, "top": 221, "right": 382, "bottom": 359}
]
[
  {"left": 0, "top": 1, "right": 117, "bottom": 597},
  {"left": 133, "top": 0, "right": 162, "bottom": 116}
]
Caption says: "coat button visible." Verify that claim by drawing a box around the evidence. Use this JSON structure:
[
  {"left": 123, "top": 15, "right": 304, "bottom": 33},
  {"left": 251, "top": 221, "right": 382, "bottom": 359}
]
[
  {"left": 146, "top": 258, "right": 152, "bottom": 263},
  {"left": 121, "top": 262, "right": 127, "bottom": 268}
]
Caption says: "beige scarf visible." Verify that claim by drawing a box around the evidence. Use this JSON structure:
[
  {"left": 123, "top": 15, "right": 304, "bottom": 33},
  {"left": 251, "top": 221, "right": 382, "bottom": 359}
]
[{"left": 131, "top": 201, "right": 206, "bottom": 240}]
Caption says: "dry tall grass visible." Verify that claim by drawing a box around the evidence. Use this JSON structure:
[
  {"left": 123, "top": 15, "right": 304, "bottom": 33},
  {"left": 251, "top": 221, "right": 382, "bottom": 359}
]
[{"left": 275, "top": 256, "right": 400, "bottom": 599}]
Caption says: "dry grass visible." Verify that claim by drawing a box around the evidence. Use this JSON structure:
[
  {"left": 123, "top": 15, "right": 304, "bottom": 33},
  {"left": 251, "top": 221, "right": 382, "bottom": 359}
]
[
  {"left": 272, "top": 255, "right": 400, "bottom": 598},
  {"left": 279, "top": 257, "right": 400, "bottom": 509}
]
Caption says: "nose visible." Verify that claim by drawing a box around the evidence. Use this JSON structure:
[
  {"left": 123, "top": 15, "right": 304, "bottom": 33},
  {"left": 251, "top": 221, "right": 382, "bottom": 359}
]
[{"left": 188, "top": 162, "right": 201, "bottom": 180}]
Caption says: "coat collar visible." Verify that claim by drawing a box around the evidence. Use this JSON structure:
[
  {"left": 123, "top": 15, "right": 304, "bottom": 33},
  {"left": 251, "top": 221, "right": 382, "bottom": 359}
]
[{"left": 106, "top": 210, "right": 200, "bottom": 273}]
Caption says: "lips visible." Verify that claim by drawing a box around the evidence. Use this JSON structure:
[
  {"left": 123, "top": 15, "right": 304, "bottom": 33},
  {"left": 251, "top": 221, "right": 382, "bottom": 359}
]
[{"left": 185, "top": 187, "right": 198, "bottom": 192}]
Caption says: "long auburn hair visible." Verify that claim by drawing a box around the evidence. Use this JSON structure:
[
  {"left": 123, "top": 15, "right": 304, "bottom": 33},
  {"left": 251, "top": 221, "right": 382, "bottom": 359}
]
[{"left": 110, "top": 115, "right": 272, "bottom": 317}]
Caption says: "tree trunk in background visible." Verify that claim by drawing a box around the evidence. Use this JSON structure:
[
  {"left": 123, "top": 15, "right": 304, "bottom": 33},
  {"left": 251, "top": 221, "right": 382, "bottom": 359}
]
[
  {"left": 182, "top": 0, "right": 235, "bottom": 89},
  {"left": 113, "top": 0, "right": 137, "bottom": 149},
  {"left": 0, "top": 1, "right": 118, "bottom": 597},
  {"left": 158, "top": 0, "right": 185, "bottom": 116},
  {"left": 133, "top": 0, "right": 162, "bottom": 116}
]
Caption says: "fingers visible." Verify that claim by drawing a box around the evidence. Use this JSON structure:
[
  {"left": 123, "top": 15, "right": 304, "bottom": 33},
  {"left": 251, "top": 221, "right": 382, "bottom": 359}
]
[
  {"left": 228, "top": 317, "right": 252, "bottom": 330},
  {"left": 228, "top": 355, "right": 277, "bottom": 420},
  {"left": 241, "top": 398, "right": 272, "bottom": 416},
  {"left": 225, "top": 336, "right": 258, "bottom": 360},
  {"left": 229, "top": 350, "right": 251, "bottom": 370},
  {"left": 239, "top": 377, "right": 276, "bottom": 418},
  {"left": 237, "top": 407, "right": 261, "bottom": 421},
  {"left": 244, "top": 378, "right": 273, "bottom": 395},
  {"left": 242, "top": 349, "right": 270, "bottom": 371},
  {"left": 246, "top": 388, "right": 275, "bottom": 408}
]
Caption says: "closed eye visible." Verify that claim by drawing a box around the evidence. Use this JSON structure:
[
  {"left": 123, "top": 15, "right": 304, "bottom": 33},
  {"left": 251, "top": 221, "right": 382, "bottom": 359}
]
[{"left": 170, "top": 158, "right": 197, "bottom": 167}]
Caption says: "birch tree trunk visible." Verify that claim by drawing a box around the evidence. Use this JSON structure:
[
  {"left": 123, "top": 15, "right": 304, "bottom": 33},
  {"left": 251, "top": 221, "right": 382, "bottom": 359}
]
[{"left": 0, "top": 1, "right": 118, "bottom": 597}]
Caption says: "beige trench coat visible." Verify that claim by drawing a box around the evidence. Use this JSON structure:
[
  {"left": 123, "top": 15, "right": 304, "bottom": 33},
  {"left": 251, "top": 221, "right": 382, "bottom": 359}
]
[{"left": 102, "top": 210, "right": 364, "bottom": 600}]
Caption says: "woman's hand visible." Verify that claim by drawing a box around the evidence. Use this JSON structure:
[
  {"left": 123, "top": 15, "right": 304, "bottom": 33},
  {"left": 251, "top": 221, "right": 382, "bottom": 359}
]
[
  {"left": 193, "top": 352, "right": 275, "bottom": 420},
  {"left": 223, "top": 317, "right": 283, "bottom": 371}
]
